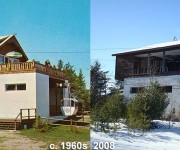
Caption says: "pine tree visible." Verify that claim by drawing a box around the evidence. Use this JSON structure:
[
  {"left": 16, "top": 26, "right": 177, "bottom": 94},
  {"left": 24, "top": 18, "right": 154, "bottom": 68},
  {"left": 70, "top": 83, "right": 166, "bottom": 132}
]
[
  {"left": 127, "top": 81, "right": 169, "bottom": 131},
  {"left": 91, "top": 61, "right": 109, "bottom": 108},
  {"left": 57, "top": 59, "right": 89, "bottom": 111},
  {"left": 57, "top": 59, "right": 63, "bottom": 70},
  {"left": 106, "top": 91, "right": 126, "bottom": 122}
]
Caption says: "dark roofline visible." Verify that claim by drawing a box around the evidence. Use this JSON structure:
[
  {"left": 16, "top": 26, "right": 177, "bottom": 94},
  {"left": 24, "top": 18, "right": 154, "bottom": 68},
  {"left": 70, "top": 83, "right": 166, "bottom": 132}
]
[{"left": 112, "top": 44, "right": 180, "bottom": 56}]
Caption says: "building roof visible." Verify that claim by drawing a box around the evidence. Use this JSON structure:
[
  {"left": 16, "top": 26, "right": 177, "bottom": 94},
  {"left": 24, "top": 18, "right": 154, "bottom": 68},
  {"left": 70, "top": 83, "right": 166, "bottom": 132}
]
[
  {"left": 112, "top": 40, "right": 180, "bottom": 56},
  {"left": 0, "top": 35, "right": 28, "bottom": 61},
  {"left": 0, "top": 35, "right": 12, "bottom": 45}
]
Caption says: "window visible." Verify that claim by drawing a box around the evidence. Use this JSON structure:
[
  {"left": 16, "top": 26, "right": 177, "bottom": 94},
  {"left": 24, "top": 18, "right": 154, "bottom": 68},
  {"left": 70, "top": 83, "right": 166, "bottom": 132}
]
[
  {"left": 6, "top": 84, "right": 26, "bottom": 91},
  {"left": 9, "top": 58, "right": 19, "bottom": 63},
  {"left": 130, "top": 87, "right": 144, "bottom": 94},
  {"left": 5, "top": 57, "right": 9, "bottom": 63},
  {"left": 0, "top": 55, "right": 4, "bottom": 64},
  {"left": 17, "top": 84, "right": 26, "bottom": 90},
  {"left": 163, "top": 86, "right": 172, "bottom": 93},
  {"left": 6, "top": 84, "right": 16, "bottom": 91},
  {"left": 130, "top": 85, "right": 172, "bottom": 94},
  {"left": 13, "top": 58, "right": 19, "bottom": 63}
]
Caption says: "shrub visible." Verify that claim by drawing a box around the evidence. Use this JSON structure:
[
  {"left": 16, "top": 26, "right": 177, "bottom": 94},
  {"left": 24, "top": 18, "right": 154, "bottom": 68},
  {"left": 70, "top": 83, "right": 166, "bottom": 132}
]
[
  {"left": 33, "top": 115, "right": 52, "bottom": 132},
  {"left": 127, "top": 81, "right": 169, "bottom": 132}
]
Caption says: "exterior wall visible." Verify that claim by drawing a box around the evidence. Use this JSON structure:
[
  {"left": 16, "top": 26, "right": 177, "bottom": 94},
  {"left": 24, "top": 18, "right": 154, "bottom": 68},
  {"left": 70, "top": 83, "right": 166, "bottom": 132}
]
[
  {"left": 36, "top": 73, "right": 49, "bottom": 117},
  {"left": 0, "top": 72, "right": 66, "bottom": 119},
  {"left": 124, "top": 75, "right": 180, "bottom": 118},
  {"left": 115, "top": 55, "right": 135, "bottom": 80},
  {"left": 0, "top": 73, "right": 36, "bottom": 118}
]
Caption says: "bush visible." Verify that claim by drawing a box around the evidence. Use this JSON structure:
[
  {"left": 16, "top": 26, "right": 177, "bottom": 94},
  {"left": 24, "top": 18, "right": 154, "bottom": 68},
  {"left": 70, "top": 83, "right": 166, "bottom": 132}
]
[
  {"left": 71, "top": 126, "right": 82, "bottom": 133},
  {"left": 91, "top": 91, "right": 126, "bottom": 132},
  {"left": 33, "top": 115, "right": 52, "bottom": 132},
  {"left": 127, "top": 81, "right": 169, "bottom": 132}
]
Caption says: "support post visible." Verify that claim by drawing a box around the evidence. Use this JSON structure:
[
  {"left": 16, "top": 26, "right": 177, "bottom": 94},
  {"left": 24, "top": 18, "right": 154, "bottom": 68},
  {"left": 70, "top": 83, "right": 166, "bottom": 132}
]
[
  {"left": 82, "top": 108, "right": 84, "bottom": 122},
  {"left": 28, "top": 109, "right": 30, "bottom": 119},
  {"left": 147, "top": 53, "right": 151, "bottom": 74},
  {"left": 15, "top": 121, "right": 17, "bottom": 130},
  {"left": 71, "top": 119, "right": 73, "bottom": 130},
  {"left": 20, "top": 109, "right": 22, "bottom": 122},
  {"left": 35, "top": 108, "right": 37, "bottom": 119},
  {"left": 56, "top": 85, "right": 58, "bottom": 114},
  {"left": 162, "top": 51, "right": 166, "bottom": 72}
]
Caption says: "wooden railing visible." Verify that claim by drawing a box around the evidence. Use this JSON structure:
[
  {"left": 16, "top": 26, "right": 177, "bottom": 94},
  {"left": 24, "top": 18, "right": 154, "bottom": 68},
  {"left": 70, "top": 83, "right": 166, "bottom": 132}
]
[
  {"left": 20, "top": 108, "right": 36, "bottom": 120},
  {"left": 0, "top": 62, "right": 65, "bottom": 79},
  {"left": 41, "top": 117, "right": 90, "bottom": 127},
  {"left": 14, "top": 111, "right": 22, "bottom": 130},
  {"left": 14, "top": 108, "right": 36, "bottom": 130},
  {"left": 34, "top": 62, "right": 65, "bottom": 79}
]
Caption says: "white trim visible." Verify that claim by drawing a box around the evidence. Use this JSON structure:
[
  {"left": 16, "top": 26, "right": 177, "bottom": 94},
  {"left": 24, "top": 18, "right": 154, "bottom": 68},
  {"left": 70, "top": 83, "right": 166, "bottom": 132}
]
[
  {"left": 113, "top": 40, "right": 180, "bottom": 55},
  {"left": 0, "top": 35, "right": 13, "bottom": 47}
]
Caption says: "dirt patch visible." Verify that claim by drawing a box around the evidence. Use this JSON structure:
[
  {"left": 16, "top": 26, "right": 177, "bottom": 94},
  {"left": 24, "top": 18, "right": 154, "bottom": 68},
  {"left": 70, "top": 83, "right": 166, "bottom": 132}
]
[{"left": 0, "top": 130, "right": 48, "bottom": 150}]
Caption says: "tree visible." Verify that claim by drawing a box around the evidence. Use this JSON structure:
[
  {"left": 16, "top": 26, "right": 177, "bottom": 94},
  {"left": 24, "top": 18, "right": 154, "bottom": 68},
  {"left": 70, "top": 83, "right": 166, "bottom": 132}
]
[
  {"left": 127, "top": 81, "right": 169, "bottom": 131},
  {"left": 106, "top": 91, "right": 126, "bottom": 122},
  {"left": 91, "top": 91, "right": 127, "bottom": 131},
  {"left": 127, "top": 92, "right": 151, "bottom": 132},
  {"left": 109, "top": 80, "right": 124, "bottom": 95},
  {"left": 57, "top": 59, "right": 63, "bottom": 71},
  {"left": 75, "top": 69, "right": 90, "bottom": 110},
  {"left": 57, "top": 60, "right": 90, "bottom": 111},
  {"left": 144, "top": 81, "right": 169, "bottom": 120},
  {"left": 91, "top": 61, "right": 109, "bottom": 108}
]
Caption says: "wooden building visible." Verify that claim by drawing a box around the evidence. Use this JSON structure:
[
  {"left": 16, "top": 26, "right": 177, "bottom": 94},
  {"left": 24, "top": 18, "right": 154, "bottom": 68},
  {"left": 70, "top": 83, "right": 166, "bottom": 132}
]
[
  {"left": 0, "top": 35, "right": 66, "bottom": 129},
  {"left": 113, "top": 40, "right": 180, "bottom": 119}
]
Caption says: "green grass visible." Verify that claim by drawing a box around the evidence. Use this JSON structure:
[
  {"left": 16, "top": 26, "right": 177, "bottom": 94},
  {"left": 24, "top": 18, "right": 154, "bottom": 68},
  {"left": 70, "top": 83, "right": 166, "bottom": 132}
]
[
  {"left": 0, "top": 136, "right": 5, "bottom": 143},
  {"left": 78, "top": 115, "right": 91, "bottom": 123},
  {"left": 19, "top": 126, "right": 90, "bottom": 144},
  {"left": 0, "top": 136, "right": 6, "bottom": 150}
]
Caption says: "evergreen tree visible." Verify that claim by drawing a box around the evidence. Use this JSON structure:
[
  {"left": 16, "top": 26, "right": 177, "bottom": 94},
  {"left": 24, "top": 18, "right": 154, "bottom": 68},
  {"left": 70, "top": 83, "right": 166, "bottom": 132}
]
[
  {"left": 127, "top": 92, "right": 151, "bottom": 132},
  {"left": 91, "top": 91, "right": 127, "bottom": 130},
  {"left": 107, "top": 91, "right": 126, "bottom": 122},
  {"left": 57, "top": 60, "right": 90, "bottom": 111},
  {"left": 127, "top": 81, "right": 169, "bottom": 131},
  {"left": 75, "top": 69, "right": 90, "bottom": 110},
  {"left": 145, "top": 81, "right": 169, "bottom": 120},
  {"left": 91, "top": 61, "right": 109, "bottom": 108},
  {"left": 57, "top": 59, "right": 63, "bottom": 70}
]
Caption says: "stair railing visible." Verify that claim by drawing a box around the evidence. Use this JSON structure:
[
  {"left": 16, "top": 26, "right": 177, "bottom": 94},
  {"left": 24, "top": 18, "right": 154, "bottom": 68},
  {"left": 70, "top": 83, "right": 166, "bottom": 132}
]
[{"left": 14, "top": 111, "right": 22, "bottom": 130}]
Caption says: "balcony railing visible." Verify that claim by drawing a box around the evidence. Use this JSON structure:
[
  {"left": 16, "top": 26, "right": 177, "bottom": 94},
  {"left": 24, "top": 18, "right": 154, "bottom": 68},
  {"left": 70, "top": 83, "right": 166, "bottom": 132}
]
[
  {"left": 128, "top": 69, "right": 180, "bottom": 78},
  {"left": 0, "top": 62, "right": 65, "bottom": 79}
]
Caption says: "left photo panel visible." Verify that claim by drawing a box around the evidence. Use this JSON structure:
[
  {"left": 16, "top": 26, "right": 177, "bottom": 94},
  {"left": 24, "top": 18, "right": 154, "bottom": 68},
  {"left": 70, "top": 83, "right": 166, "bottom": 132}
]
[{"left": 0, "top": 0, "right": 90, "bottom": 149}]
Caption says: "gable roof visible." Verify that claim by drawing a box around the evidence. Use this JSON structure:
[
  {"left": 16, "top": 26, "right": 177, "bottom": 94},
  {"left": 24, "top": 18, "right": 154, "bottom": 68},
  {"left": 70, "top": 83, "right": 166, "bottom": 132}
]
[
  {"left": 0, "top": 35, "right": 28, "bottom": 62},
  {"left": 0, "top": 35, "right": 12, "bottom": 45},
  {"left": 112, "top": 40, "right": 180, "bottom": 56}
]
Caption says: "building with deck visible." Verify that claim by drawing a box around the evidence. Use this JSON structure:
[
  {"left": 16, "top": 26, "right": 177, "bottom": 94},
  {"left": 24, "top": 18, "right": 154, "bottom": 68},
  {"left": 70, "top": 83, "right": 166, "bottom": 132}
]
[
  {"left": 113, "top": 40, "right": 180, "bottom": 119},
  {"left": 0, "top": 35, "right": 66, "bottom": 125}
]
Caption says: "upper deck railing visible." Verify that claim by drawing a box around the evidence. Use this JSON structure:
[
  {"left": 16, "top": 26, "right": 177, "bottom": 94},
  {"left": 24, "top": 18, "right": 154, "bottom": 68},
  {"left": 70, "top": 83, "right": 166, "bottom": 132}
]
[{"left": 0, "top": 61, "right": 65, "bottom": 79}]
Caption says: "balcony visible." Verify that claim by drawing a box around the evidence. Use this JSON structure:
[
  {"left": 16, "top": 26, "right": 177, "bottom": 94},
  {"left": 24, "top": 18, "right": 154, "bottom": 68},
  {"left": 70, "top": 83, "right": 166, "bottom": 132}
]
[{"left": 0, "top": 62, "right": 65, "bottom": 80}]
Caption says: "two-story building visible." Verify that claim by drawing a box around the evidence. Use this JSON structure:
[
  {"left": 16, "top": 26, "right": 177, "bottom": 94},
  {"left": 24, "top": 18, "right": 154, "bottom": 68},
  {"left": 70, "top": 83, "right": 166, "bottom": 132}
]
[
  {"left": 0, "top": 35, "right": 65, "bottom": 122},
  {"left": 113, "top": 40, "right": 180, "bottom": 119}
]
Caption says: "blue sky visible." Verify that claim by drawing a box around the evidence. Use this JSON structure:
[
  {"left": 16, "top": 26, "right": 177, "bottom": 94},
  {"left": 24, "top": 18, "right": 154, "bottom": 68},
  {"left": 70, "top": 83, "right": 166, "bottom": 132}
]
[
  {"left": 0, "top": 0, "right": 90, "bottom": 87},
  {"left": 91, "top": 0, "right": 180, "bottom": 82}
]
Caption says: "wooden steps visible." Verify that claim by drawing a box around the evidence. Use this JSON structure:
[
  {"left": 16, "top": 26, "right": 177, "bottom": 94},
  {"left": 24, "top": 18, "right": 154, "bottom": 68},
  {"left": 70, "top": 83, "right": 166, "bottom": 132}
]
[
  {"left": 0, "top": 108, "right": 36, "bottom": 130},
  {"left": 0, "top": 120, "right": 21, "bottom": 130}
]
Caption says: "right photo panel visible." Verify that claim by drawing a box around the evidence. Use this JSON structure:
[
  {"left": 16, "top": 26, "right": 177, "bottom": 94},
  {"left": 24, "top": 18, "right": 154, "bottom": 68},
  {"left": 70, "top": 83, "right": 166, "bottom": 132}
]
[{"left": 91, "top": 0, "right": 180, "bottom": 150}]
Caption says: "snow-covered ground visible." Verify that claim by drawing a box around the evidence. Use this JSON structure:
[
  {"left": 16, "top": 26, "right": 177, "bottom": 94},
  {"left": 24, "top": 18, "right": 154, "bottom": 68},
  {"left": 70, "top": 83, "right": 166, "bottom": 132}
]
[{"left": 91, "top": 120, "right": 180, "bottom": 150}]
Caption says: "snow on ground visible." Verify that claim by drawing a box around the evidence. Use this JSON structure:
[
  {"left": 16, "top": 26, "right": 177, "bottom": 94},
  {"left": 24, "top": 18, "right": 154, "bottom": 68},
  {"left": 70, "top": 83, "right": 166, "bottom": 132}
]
[{"left": 91, "top": 121, "right": 180, "bottom": 150}]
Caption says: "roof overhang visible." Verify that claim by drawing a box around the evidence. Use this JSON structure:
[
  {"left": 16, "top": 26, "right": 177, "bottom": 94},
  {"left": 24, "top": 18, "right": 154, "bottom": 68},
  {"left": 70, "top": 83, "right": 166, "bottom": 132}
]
[
  {"left": 112, "top": 41, "right": 180, "bottom": 56},
  {"left": 0, "top": 35, "right": 28, "bottom": 62}
]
